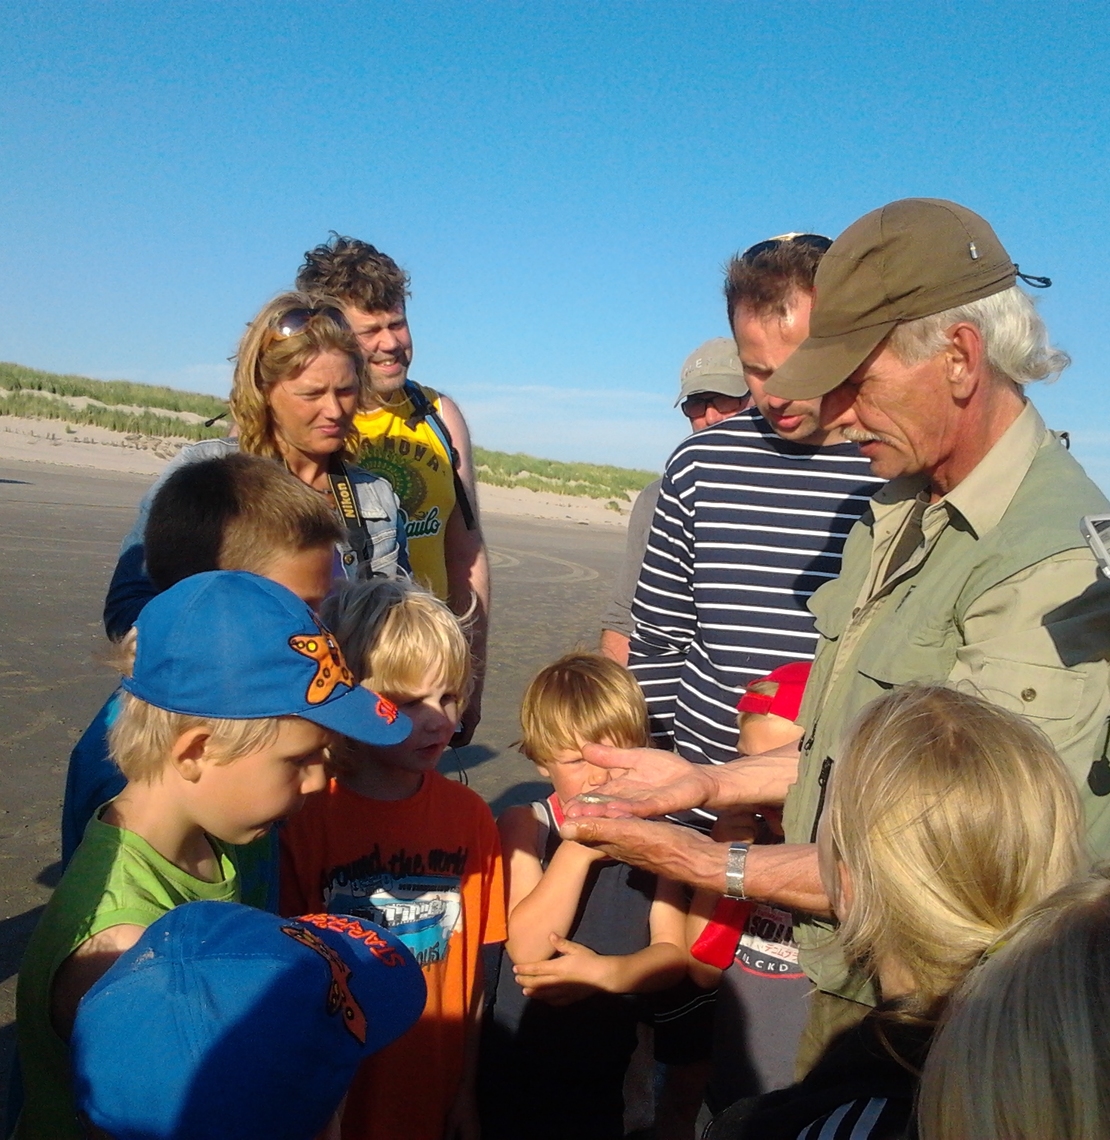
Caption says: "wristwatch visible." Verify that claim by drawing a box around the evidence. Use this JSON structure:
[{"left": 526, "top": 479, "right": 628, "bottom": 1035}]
[{"left": 724, "top": 841, "right": 751, "bottom": 899}]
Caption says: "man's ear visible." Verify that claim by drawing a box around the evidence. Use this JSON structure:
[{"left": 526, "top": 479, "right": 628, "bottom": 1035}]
[
  {"left": 533, "top": 763, "right": 551, "bottom": 780},
  {"left": 170, "top": 726, "right": 214, "bottom": 783},
  {"left": 945, "top": 321, "right": 986, "bottom": 399}
]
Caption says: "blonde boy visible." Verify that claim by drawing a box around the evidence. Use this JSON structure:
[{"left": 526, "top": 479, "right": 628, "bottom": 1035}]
[
  {"left": 480, "top": 653, "right": 697, "bottom": 1140},
  {"left": 280, "top": 578, "right": 505, "bottom": 1140},
  {"left": 63, "top": 454, "right": 344, "bottom": 868},
  {"left": 16, "top": 572, "right": 409, "bottom": 1140}
]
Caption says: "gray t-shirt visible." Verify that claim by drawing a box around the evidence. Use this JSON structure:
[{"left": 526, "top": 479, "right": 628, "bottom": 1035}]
[{"left": 600, "top": 477, "right": 661, "bottom": 639}]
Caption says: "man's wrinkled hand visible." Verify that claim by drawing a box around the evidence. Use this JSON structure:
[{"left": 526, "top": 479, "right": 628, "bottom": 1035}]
[
  {"left": 563, "top": 743, "right": 717, "bottom": 819},
  {"left": 558, "top": 816, "right": 727, "bottom": 892}
]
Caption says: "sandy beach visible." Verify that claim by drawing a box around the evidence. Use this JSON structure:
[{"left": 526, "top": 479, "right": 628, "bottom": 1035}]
[{"left": 0, "top": 414, "right": 638, "bottom": 526}]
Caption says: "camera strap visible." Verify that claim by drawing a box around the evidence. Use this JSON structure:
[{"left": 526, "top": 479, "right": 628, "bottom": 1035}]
[{"left": 327, "top": 458, "right": 375, "bottom": 571}]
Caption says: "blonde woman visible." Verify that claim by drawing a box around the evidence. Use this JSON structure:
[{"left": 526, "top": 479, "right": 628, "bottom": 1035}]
[
  {"left": 104, "top": 292, "right": 407, "bottom": 639},
  {"left": 918, "top": 871, "right": 1110, "bottom": 1140},
  {"left": 706, "top": 684, "right": 1083, "bottom": 1140}
]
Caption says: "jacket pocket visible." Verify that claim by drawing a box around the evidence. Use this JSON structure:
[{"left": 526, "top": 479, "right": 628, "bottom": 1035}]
[{"left": 953, "top": 657, "right": 1085, "bottom": 722}]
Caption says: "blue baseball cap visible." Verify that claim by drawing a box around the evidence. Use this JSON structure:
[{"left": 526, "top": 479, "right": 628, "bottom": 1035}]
[
  {"left": 121, "top": 570, "right": 411, "bottom": 747},
  {"left": 72, "top": 900, "right": 427, "bottom": 1140}
]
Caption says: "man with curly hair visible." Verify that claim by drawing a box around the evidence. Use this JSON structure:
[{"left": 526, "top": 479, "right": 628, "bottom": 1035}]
[{"left": 297, "top": 236, "right": 489, "bottom": 744}]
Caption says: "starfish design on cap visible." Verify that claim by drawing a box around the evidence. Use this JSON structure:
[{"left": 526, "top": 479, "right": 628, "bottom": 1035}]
[
  {"left": 281, "top": 924, "right": 368, "bottom": 1044},
  {"left": 289, "top": 623, "right": 355, "bottom": 704}
]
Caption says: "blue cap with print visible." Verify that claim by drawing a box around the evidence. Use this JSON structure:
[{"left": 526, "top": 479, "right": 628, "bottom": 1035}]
[
  {"left": 120, "top": 570, "right": 410, "bottom": 746},
  {"left": 72, "top": 900, "right": 427, "bottom": 1140}
]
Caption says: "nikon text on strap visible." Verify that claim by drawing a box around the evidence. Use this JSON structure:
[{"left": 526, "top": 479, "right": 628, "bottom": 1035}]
[{"left": 327, "top": 458, "right": 376, "bottom": 571}]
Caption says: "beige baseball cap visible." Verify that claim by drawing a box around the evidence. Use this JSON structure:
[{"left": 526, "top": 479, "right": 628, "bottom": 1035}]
[
  {"left": 767, "top": 198, "right": 1019, "bottom": 399},
  {"left": 676, "top": 337, "right": 748, "bottom": 405}
]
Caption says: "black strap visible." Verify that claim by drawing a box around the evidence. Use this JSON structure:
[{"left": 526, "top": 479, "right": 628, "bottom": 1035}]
[
  {"left": 327, "top": 458, "right": 375, "bottom": 571},
  {"left": 1014, "top": 265, "right": 1052, "bottom": 289},
  {"left": 403, "top": 381, "right": 478, "bottom": 531}
]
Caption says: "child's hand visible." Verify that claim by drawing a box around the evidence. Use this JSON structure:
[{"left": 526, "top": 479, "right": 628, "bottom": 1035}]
[{"left": 513, "top": 933, "right": 612, "bottom": 1005}]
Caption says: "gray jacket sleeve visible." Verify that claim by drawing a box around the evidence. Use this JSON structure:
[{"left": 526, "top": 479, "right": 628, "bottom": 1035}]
[{"left": 600, "top": 478, "right": 662, "bottom": 639}]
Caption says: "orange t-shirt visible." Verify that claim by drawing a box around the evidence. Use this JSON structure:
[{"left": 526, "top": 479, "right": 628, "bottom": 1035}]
[{"left": 279, "top": 772, "right": 506, "bottom": 1140}]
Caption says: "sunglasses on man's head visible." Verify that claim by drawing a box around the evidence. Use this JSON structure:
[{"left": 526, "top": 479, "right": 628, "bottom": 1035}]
[
  {"left": 271, "top": 305, "right": 349, "bottom": 338},
  {"left": 740, "top": 232, "right": 833, "bottom": 263}
]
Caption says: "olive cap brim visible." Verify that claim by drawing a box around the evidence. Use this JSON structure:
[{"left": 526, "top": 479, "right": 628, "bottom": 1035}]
[
  {"left": 767, "top": 198, "right": 1017, "bottom": 399},
  {"left": 766, "top": 320, "right": 898, "bottom": 401}
]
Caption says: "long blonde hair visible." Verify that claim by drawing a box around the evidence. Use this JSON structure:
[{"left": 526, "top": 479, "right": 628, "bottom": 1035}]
[
  {"left": 825, "top": 684, "right": 1083, "bottom": 1016},
  {"left": 229, "top": 291, "right": 366, "bottom": 459},
  {"left": 918, "top": 872, "right": 1110, "bottom": 1140}
]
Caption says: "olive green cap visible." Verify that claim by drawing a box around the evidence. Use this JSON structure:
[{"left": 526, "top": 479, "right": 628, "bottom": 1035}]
[
  {"left": 767, "top": 198, "right": 1017, "bottom": 399},
  {"left": 675, "top": 337, "right": 748, "bottom": 405}
]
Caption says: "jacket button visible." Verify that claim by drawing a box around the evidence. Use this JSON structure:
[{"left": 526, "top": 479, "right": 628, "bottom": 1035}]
[{"left": 1021, "top": 688, "right": 1037, "bottom": 703}]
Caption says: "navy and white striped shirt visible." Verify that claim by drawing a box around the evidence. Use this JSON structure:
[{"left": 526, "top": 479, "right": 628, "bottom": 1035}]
[{"left": 629, "top": 409, "right": 880, "bottom": 766}]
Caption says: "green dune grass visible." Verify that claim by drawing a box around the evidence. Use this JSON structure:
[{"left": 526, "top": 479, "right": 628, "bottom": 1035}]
[{"left": 0, "top": 362, "right": 658, "bottom": 498}]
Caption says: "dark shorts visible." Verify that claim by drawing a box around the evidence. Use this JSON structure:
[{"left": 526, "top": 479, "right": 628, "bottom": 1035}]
[{"left": 643, "top": 977, "right": 718, "bottom": 1065}]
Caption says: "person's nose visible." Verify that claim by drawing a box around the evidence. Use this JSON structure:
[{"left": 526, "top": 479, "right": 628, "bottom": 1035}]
[
  {"left": 703, "top": 405, "right": 727, "bottom": 427},
  {"left": 320, "top": 389, "right": 344, "bottom": 420},
  {"left": 820, "top": 383, "right": 856, "bottom": 431},
  {"left": 301, "top": 762, "right": 329, "bottom": 796},
  {"left": 376, "top": 326, "right": 401, "bottom": 354}
]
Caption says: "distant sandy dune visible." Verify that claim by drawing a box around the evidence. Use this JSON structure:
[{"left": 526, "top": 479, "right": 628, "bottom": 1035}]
[{"left": 0, "top": 414, "right": 633, "bottom": 526}]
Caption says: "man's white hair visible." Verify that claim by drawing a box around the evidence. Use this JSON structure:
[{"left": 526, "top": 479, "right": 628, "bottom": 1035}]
[{"left": 887, "top": 285, "right": 1070, "bottom": 386}]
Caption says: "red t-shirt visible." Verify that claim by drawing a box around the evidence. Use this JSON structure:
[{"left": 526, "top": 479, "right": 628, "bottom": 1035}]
[{"left": 280, "top": 772, "right": 506, "bottom": 1140}]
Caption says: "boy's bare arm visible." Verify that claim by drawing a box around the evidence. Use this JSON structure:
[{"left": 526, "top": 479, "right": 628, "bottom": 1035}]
[
  {"left": 50, "top": 924, "right": 146, "bottom": 1041},
  {"left": 513, "top": 877, "right": 688, "bottom": 1004},
  {"left": 499, "top": 806, "right": 605, "bottom": 964}
]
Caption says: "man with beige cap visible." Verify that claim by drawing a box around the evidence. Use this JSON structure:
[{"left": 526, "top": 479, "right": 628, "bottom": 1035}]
[
  {"left": 600, "top": 337, "right": 751, "bottom": 665},
  {"left": 563, "top": 198, "right": 1110, "bottom": 1069}
]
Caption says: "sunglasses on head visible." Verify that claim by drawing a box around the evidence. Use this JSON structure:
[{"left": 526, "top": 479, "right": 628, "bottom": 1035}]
[
  {"left": 270, "top": 305, "right": 349, "bottom": 338},
  {"left": 740, "top": 232, "right": 833, "bottom": 262}
]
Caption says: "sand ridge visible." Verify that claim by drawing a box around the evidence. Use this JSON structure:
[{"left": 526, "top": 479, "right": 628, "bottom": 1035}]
[{"left": 0, "top": 414, "right": 637, "bottom": 526}]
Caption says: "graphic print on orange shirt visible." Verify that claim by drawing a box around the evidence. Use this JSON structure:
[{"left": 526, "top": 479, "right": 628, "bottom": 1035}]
[{"left": 322, "top": 843, "right": 469, "bottom": 967}]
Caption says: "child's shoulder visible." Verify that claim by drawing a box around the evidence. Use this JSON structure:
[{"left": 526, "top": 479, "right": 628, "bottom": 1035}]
[{"left": 496, "top": 801, "right": 549, "bottom": 858}]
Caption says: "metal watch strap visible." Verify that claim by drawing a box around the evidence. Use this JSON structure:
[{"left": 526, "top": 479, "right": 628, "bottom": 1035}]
[{"left": 724, "top": 841, "right": 750, "bottom": 899}]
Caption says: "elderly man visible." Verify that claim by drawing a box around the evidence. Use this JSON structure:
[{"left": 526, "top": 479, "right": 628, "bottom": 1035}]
[
  {"left": 600, "top": 336, "right": 752, "bottom": 666},
  {"left": 564, "top": 198, "right": 1110, "bottom": 1070}
]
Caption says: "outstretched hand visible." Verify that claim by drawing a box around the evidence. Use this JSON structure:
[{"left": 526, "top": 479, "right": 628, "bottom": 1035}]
[{"left": 563, "top": 743, "right": 718, "bottom": 819}]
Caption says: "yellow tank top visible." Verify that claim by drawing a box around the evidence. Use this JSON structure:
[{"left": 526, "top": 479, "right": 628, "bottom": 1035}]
[{"left": 353, "top": 384, "right": 455, "bottom": 599}]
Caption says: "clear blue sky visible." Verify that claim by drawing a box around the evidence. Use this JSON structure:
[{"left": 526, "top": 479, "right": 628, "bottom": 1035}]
[{"left": 3, "top": 2, "right": 1109, "bottom": 481}]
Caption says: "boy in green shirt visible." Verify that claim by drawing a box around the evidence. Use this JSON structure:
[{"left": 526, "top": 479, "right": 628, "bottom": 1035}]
[{"left": 14, "top": 570, "right": 412, "bottom": 1140}]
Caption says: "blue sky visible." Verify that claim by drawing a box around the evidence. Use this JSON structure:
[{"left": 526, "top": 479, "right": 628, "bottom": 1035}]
[{"left": 3, "top": 2, "right": 1109, "bottom": 481}]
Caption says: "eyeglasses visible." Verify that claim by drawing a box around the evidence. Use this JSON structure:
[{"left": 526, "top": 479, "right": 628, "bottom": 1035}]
[
  {"left": 270, "top": 305, "right": 349, "bottom": 338},
  {"left": 681, "top": 393, "right": 746, "bottom": 420},
  {"left": 740, "top": 232, "right": 833, "bottom": 262}
]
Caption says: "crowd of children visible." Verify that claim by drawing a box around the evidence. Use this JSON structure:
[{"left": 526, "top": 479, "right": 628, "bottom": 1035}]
[{"left": 11, "top": 450, "right": 1110, "bottom": 1139}]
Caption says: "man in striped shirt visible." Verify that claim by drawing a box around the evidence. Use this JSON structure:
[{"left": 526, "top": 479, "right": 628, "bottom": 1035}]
[
  {"left": 626, "top": 234, "right": 880, "bottom": 1103},
  {"left": 629, "top": 236, "right": 879, "bottom": 768}
]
